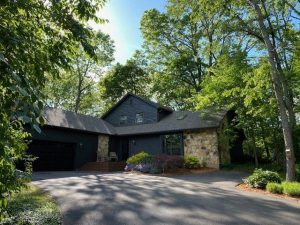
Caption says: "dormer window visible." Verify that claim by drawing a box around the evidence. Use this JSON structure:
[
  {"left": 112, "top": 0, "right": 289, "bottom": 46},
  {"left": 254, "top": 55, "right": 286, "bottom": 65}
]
[
  {"left": 135, "top": 112, "right": 143, "bottom": 124},
  {"left": 120, "top": 115, "right": 127, "bottom": 125}
]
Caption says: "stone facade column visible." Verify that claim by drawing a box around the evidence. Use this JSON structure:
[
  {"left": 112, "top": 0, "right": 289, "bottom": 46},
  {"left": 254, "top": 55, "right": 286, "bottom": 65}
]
[
  {"left": 97, "top": 135, "right": 109, "bottom": 162},
  {"left": 183, "top": 129, "right": 220, "bottom": 169}
]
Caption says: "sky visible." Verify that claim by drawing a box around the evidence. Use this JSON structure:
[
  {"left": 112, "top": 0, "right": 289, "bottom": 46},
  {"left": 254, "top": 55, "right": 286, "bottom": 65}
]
[{"left": 90, "top": 0, "right": 166, "bottom": 64}]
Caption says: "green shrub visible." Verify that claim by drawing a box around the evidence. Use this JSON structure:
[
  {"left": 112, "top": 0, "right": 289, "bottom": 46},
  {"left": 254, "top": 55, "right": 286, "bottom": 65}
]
[
  {"left": 243, "top": 169, "right": 281, "bottom": 189},
  {"left": 2, "top": 185, "right": 61, "bottom": 225},
  {"left": 184, "top": 155, "right": 200, "bottom": 169},
  {"left": 266, "top": 182, "right": 283, "bottom": 194},
  {"left": 282, "top": 182, "right": 300, "bottom": 196},
  {"left": 126, "top": 151, "right": 152, "bottom": 164}
]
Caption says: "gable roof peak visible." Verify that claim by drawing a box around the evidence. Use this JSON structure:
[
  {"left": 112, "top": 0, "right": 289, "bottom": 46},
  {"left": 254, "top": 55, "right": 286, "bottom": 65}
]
[{"left": 101, "top": 93, "right": 173, "bottom": 119}]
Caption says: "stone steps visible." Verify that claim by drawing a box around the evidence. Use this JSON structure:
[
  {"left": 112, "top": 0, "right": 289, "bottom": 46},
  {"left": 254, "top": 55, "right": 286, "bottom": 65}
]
[{"left": 80, "top": 161, "right": 126, "bottom": 172}]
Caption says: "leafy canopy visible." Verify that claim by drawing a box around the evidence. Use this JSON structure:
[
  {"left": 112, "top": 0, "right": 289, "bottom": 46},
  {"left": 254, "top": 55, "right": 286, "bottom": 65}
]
[{"left": 0, "top": 0, "right": 106, "bottom": 218}]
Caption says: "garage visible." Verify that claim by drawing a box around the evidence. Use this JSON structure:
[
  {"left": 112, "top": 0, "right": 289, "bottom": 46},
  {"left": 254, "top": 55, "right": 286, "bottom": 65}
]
[{"left": 28, "top": 140, "right": 76, "bottom": 171}]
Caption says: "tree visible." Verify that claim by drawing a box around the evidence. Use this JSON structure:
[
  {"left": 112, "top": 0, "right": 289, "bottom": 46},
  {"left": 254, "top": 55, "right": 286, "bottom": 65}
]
[
  {"left": 197, "top": 50, "right": 283, "bottom": 166},
  {"left": 247, "top": 0, "right": 296, "bottom": 181},
  {"left": 169, "top": 0, "right": 299, "bottom": 180},
  {"left": 44, "top": 31, "right": 114, "bottom": 116},
  {"left": 140, "top": 7, "right": 229, "bottom": 109},
  {"left": 0, "top": 0, "right": 106, "bottom": 217},
  {"left": 99, "top": 51, "right": 150, "bottom": 111}
]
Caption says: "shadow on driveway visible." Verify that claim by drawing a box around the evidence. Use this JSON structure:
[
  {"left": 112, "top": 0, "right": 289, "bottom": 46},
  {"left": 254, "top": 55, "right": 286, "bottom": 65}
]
[{"left": 32, "top": 171, "right": 300, "bottom": 225}]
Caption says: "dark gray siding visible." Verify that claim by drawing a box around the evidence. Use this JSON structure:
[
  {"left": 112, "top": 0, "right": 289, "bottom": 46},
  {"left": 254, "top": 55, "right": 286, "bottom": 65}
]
[
  {"left": 128, "top": 135, "right": 163, "bottom": 156},
  {"left": 31, "top": 126, "right": 98, "bottom": 169},
  {"left": 104, "top": 96, "right": 158, "bottom": 126}
]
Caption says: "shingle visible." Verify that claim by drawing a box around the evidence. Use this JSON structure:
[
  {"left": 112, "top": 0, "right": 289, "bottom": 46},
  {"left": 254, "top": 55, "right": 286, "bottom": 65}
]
[
  {"left": 42, "top": 107, "right": 226, "bottom": 136},
  {"left": 114, "top": 110, "right": 227, "bottom": 135},
  {"left": 42, "top": 107, "right": 116, "bottom": 135}
]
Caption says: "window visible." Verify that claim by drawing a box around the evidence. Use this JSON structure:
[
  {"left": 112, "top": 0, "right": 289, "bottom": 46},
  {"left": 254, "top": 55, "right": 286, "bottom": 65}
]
[
  {"left": 135, "top": 112, "right": 143, "bottom": 124},
  {"left": 163, "top": 134, "right": 183, "bottom": 155},
  {"left": 119, "top": 115, "right": 127, "bottom": 125}
]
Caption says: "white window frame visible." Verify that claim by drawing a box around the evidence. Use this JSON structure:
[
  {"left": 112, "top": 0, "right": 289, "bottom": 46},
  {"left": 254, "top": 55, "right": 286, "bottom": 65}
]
[{"left": 135, "top": 112, "right": 144, "bottom": 124}]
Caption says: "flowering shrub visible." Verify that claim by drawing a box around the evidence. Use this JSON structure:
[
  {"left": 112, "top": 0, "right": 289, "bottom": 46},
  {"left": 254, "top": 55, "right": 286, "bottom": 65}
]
[
  {"left": 136, "top": 163, "right": 153, "bottom": 173},
  {"left": 125, "top": 152, "right": 186, "bottom": 173},
  {"left": 243, "top": 169, "right": 281, "bottom": 189},
  {"left": 125, "top": 152, "right": 153, "bottom": 173},
  {"left": 153, "top": 154, "right": 183, "bottom": 172},
  {"left": 124, "top": 164, "right": 135, "bottom": 172}
]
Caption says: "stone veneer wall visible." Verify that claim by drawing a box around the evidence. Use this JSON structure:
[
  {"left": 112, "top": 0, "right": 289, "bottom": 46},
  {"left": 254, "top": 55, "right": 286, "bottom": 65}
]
[
  {"left": 183, "top": 129, "right": 220, "bottom": 169},
  {"left": 97, "top": 135, "right": 109, "bottom": 162}
]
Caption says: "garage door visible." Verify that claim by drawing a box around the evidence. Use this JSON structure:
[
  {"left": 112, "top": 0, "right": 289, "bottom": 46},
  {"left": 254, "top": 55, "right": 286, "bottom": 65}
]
[{"left": 28, "top": 140, "right": 76, "bottom": 171}]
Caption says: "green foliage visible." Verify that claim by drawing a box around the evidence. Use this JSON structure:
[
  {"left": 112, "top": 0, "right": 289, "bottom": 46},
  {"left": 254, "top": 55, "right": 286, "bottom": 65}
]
[
  {"left": 2, "top": 185, "right": 60, "bottom": 225},
  {"left": 183, "top": 155, "right": 201, "bottom": 169},
  {"left": 99, "top": 51, "right": 150, "bottom": 111},
  {"left": 140, "top": 5, "right": 223, "bottom": 109},
  {"left": 166, "top": 0, "right": 300, "bottom": 181},
  {"left": 244, "top": 169, "right": 281, "bottom": 189},
  {"left": 196, "top": 52, "right": 283, "bottom": 163},
  {"left": 0, "top": 0, "right": 106, "bottom": 218},
  {"left": 44, "top": 31, "right": 114, "bottom": 116},
  {"left": 282, "top": 182, "right": 300, "bottom": 196},
  {"left": 126, "top": 152, "right": 152, "bottom": 165},
  {"left": 266, "top": 183, "right": 283, "bottom": 194}
]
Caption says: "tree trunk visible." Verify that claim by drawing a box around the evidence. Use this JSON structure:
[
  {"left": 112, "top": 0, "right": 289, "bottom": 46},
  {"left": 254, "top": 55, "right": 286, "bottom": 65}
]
[
  {"left": 249, "top": 0, "right": 296, "bottom": 181},
  {"left": 74, "top": 76, "right": 83, "bottom": 113},
  {"left": 249, "top": 128, "right": 259, "bottom": 168},
  {"left": 260, "top": 125, "right": 270, "bottom": 159}
]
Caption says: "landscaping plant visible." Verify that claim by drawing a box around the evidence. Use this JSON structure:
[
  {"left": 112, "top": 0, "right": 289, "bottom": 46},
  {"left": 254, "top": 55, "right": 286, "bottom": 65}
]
[
  {"left": 183, "top": 155, "right": 201, "bottom": 169},
  {"left": 266, "top": 182, "right": 283, "bottom": 194},
  {"left": 282, "top": 182, "right": 300, "bottom": 197},
  {"left": 126, "top": 151, "right": 152, "bottom": 165},
  {"left": 153, "top": 154, "right": 184, "bottom": 173},
  {"left": 125, "top": 152, "right": 154, "bottom": 173},
  {"left": 125, "top": 152, "right": 185, "bottom": 174},
  {"left": 2, "top": 185, "right": 60, "bottom": 225},
  {"left": 244, "top": 169, "right": 281, "bottom": 189}
]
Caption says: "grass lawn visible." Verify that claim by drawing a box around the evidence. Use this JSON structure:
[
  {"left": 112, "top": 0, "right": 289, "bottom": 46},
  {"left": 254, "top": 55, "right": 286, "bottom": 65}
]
[{"left": 2, "top": 184, "right": 61, "bottom": 225}]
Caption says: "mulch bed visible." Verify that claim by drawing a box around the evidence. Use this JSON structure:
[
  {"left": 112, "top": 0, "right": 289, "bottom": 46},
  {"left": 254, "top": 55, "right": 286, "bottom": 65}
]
[
  {"left": 162, "top": 167, "right": 217, "bottom": 176},
  {"left": 236, "top": 183, "right": 300, "bottom": 202},
  {"left": 125, "top": 167, "right": 217, "bottom": 176}
]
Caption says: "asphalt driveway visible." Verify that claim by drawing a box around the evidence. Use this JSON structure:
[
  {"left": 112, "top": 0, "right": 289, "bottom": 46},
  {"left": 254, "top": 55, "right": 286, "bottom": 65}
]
[{"left": 32, "top": 171, "right": 300, "bottom": 225}]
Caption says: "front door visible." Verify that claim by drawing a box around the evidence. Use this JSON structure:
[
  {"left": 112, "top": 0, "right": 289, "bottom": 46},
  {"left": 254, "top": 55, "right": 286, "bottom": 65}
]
[{"left": 120, "top": 138, "right": 129, "bottom": 161}]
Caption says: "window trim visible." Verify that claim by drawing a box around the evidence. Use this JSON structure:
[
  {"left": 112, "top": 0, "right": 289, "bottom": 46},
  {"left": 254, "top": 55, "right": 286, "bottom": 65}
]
[
  {"left": 135, "top": 112, "right": 144, "bottom": 124},
  {"left": 162, "top": 133, "right": 183, "bottom": 156},
  {"left": 119, "top": 115, "right": 128, "bottom": 125}
]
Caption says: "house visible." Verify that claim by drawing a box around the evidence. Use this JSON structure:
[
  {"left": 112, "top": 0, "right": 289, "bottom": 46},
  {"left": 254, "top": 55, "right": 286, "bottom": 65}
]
[{"left": 28, "top": 93, "right": 240, "bottom": 171}]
